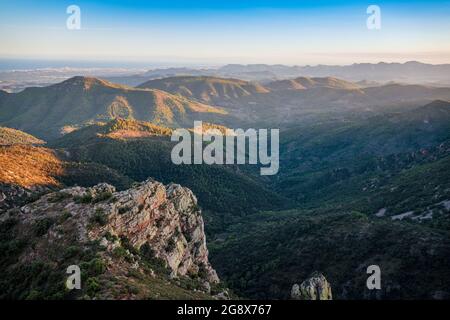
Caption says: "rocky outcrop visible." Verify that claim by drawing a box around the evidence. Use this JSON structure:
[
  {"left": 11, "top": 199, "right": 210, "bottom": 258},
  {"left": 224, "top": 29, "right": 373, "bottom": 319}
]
[
  {"left": 1, "top": 179, "right": 220, "bottom": 299},
  {"left": 86, "top": 180, "right": 219, "bottom": 283},
  {"left": 0, "top": 182, "right": 49, "bottom": 213},
  {"left": 291, "top": 272, "right": 332, "bottom": 300}
]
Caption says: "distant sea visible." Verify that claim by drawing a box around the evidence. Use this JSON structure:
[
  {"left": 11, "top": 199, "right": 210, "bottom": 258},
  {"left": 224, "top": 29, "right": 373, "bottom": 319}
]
[{"left": 0, "top": 58, "right": 200, "bottom": 71}]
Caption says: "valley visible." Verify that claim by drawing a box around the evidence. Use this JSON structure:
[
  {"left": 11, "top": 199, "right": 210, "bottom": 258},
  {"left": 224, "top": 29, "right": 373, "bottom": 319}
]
[{"left": 0, "top": 69, "right": 449, "bottom": 300}]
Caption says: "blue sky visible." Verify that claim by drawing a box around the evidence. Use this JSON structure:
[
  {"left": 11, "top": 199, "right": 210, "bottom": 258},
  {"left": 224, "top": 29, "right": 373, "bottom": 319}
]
[{"left": 0, "top": 0, "right": 449, "bottom": 65}]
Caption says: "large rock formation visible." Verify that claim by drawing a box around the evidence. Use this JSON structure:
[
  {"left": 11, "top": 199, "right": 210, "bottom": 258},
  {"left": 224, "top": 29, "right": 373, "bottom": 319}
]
[
  {"left": 84, "top": 180, "right": 219, "bottom": 283},
  {"left": 291, "top": 272, "right": 332, "bottom": 300},
  {"left": 0, "top": 179, "right": 222, "bottom": 299}
]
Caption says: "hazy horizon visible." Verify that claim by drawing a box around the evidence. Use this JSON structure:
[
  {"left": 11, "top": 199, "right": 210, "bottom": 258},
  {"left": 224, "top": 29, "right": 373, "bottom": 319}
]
[
  {"left": 1, "top": 0, "right": 449, "bottom": 65},
  {"left": 1, "top": 58, "right": 450, "bottom": 73}
]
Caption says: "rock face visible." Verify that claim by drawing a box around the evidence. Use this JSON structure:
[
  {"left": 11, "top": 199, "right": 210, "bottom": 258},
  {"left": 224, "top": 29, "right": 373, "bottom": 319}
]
[
  {"left": 85, "top": 180, "right": 219, "bottom": 283},
  {"left": 1, "top": 179, "right": 220, "bottom": 299},
  {"left": 291, "top": 272, "right": 332, "bottom": 300}
]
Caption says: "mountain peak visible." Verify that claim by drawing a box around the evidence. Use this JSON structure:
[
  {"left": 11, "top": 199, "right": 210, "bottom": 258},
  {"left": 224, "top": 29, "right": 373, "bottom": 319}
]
[
  {"left": 267, "top": 76, "right": 360, "bottom": 91},
  {"left": 59, "top": 76, "right": 128, "bottom": 90},
  {"left": 0, "top": 127, "right": 45, "bottom": 146},
  {"left": 51, "top": 118, "right": 173, "bottom": 148},
  {"left": 104, "top": 118, "right": 173, "bottom": 139},
  {"left": 138, "top": 75, "right": 269, "bottom": 103},
  {"left": 424, "top": 99, "right": 450, "bottom": 109}
]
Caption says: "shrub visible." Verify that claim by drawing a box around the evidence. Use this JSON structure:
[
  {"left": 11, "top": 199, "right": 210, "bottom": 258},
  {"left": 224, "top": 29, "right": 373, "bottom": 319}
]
[
  {"left": 86, "top": 277, "right": 101, "bottom": 296},
  {"left": 48, "top": 192, "right": 71, "bottom": 203},
  {"left": 166, "top": 238, "right": 176, "bottom": 252},
  {"left": 89, "top": 208, "right": 108, "bottom": 227},
  {"left": 63, "top": 245, "right": 82, "bottom": 259},
  {"left": 113, "top": 247, "right": 131, "bottom": 262},
  {"left": 33, "top": 218, "right": 55, "bottom": 236},
  {"left": 93, "top": 191, "right": 113, "bottom": 203},
  {"left": 183, "top": 229, "right": 192, "bottom": 242},
  {"left": 25, "top": 290, "right": 42, "bottom": 300},
  {"left": 0, "top": 218, "right": 18, "bottom": 241},
  {"left": 89, "top": 258, "right": 106, "bottom": 275},
  {"left": 58, "top": 210, "right": 72, "bottom": 223},
  {"left": 125, "top": 283, "right": 139, "bottom": 295},
  {"left": 104, "top": 232, "right": 118, "bottom": 242},
  {"left": 139, "top": 243, "right": 169, "bottom": 276},
  {"left": 74, "top": 193, "right": 93, "bottom": 204},
  {"left": 118, "top": 206, "right": 131, "bottom": 215},
  {"left": 139, "top": 243, "right": 155, "bottom": 260},
  {"left": 119, "top": 236, "right": 139, "bottom": 255}
]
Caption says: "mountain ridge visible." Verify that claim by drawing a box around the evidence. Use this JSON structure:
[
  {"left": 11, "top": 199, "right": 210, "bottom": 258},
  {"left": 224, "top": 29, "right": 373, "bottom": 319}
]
[
  {"left": 137, "top": 75, "right": 269, "bottom": 104},
  {"left": 0, "top": 126, "right": 45, "bottom": 145},
  {"left": 0, "top": 76, "right": 227, "bottom": 140},
  {"left": 266, "top": 76, "right": 361, "bottom": 91}
]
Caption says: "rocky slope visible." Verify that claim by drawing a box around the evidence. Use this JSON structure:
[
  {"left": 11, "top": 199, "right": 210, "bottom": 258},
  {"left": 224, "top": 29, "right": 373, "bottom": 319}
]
[
  {"left": 291, "top": 272, "right": 333, "bottom": 300},
  {"left": 0, "top": 179, "right": 225, "bottom": 299}
]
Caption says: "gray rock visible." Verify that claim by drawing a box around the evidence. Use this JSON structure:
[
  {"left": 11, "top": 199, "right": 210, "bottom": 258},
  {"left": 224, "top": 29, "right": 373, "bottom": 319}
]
[
  {"left": 9, "top": 179, "right": 219, "bottom": 284},
  {"left": 291, "top": 272, "right": 332, "bottom": 300}
]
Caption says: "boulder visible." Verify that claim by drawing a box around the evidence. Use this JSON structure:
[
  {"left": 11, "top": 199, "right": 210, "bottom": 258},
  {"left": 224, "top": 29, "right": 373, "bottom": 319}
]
[{"left": 291, "top": 272, "right": 332, "bottom": 300}]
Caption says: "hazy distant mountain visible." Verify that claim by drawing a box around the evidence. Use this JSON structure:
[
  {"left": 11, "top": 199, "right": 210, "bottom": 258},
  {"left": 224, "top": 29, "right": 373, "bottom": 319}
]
[
  {"left": 362, "top": 83, "right": 450, "bottom": 102},
  {"left": 3, "top": 75, "right": 449, "bottom": 139},
  {"left": 116, "top": 74, "right": 450, "bottom": 126},
  {"left": 106, "top": 68, "right": 214, "bottom": 86},
  {"left": 217, "top": 61, "right": 450, "bottom": 84},
  {"left": 266, "top": 76, "right": 361, "bottom": 91},
  {"left": 138, "top": 76, "right": 269, "bottom": 104},
  {"left": 3, "top": 62, "right": 450, "bottom": 92},
  {"left": 0, "top": 76, "right": 226, "bottom": 140}
]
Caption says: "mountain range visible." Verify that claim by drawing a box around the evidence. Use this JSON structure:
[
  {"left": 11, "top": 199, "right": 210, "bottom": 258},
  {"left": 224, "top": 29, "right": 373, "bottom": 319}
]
[
  {"left": 138, "top": 76, "right": 269, "bottom": 104},
  {"left": 2, "top": 75, "right": 450, "bottom": 141},
  {"left": 105, "top": 61, "right": 450, "bottom": 86},
  {"left": 0, "top": 77, "right": 226, "bottom": 140},
  {"left": 1, "top": 72, "right": 450, "bottom": 300}
]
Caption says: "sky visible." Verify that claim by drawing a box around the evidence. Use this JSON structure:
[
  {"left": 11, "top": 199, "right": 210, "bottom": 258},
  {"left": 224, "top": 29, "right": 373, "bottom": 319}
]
[{"left": 0, "top": 0, "right": 449, "bottom": 66}]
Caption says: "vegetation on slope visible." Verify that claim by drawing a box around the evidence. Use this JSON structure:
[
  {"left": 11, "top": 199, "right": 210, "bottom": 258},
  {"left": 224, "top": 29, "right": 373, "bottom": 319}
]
[
  {"left": 0, "top": 127, "right": 45, "bottom": 146},
  {"left": 1, "top": 75, "right": 450, "bottom": 301},
  {"left": 137, "top": 76, "right": 269, "bottom": 104},
  {"left": 266, "top": 76, "right": 361, "bottom": 91},
  {"left": 0, "top": 76, "right": 227, "bottom": 140},
  {"left": 0, "top": 144, "right": 132, "bottom": 191},
  {"left": 210, "top": 208, "right": 450, "bottom": 299},
  {"left": 50, "top": 119, "right": 291, "bottom": 235},
  {"left": 275, "top": 100, "right": 450, "bottom": 202},
  {"left": 0, "top": 209, "right": 217, "bottom": 300},
  {"left": 209, "top": 101, "right": 450, "bottom": 299}
]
